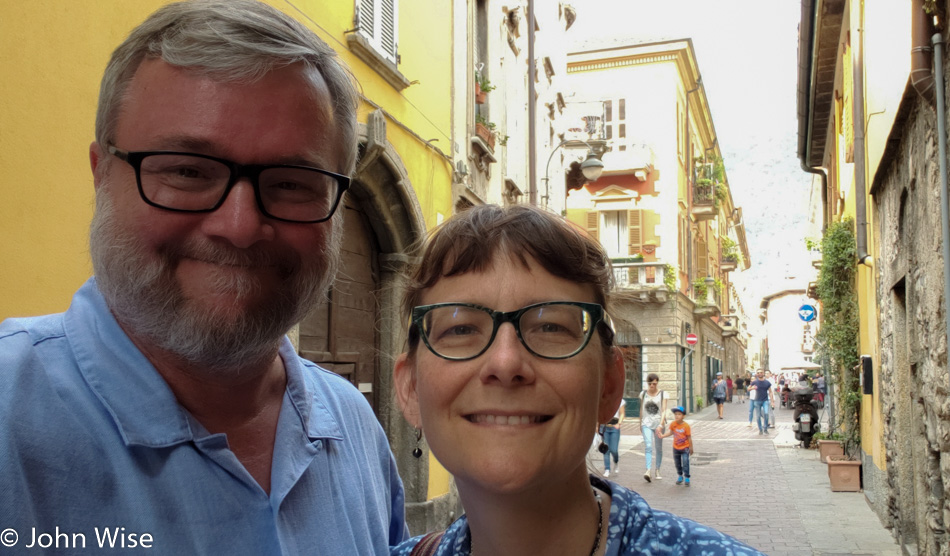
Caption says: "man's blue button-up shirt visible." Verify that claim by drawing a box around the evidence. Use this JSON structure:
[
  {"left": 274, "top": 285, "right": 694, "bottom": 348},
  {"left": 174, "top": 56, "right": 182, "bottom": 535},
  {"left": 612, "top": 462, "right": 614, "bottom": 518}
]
[{"left": 0, "top": 279, "right": 407, "bottom": 554}]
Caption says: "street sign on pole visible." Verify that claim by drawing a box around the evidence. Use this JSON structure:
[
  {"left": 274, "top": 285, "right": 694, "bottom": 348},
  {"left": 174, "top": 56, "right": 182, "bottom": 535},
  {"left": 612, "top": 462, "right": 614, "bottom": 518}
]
[
  {"left": 686, "top": 333, "right": 698, "bottom": 346},
  {"left": 798, "top": 304, "right": 817, "bottom": 322}
]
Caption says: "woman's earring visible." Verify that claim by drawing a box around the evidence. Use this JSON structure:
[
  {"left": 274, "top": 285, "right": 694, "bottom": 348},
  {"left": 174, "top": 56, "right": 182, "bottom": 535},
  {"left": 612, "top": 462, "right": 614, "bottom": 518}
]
[
  {"left": 412, "top": 428, "right": 424, "bottom": 459},
  {"left": 598, "top": 426, "right": 609, "bottom": 454}
]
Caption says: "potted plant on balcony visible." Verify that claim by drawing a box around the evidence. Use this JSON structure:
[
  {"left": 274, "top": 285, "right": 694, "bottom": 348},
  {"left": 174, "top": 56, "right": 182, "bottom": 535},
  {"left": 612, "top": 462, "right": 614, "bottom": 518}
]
[
  {"left": 691, "top": 277, "right": 723, "bottom": 305},
  {"left": 475, "top": 113, "right": 496, "bottom": 151},
  {"left": 475, "top": 72, "right": 495, "bottom": 104},
  {"left": 693, "top": 155, "right": 728, "bottom": 210},
  {"left": 721, "top": 237, "right": 740, "bottom": 269}
]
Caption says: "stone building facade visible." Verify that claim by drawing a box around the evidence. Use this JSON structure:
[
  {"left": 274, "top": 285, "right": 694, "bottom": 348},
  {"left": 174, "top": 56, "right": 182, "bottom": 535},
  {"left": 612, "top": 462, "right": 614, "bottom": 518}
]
[{"left": 870, "top": 73, "right": 950, "bottom": 555}]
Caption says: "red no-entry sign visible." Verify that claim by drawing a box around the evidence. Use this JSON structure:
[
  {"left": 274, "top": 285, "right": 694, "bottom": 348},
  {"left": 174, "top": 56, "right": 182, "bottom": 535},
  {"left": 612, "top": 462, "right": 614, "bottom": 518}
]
[{"left": 686, "top": 333, "right": 698, "bottom": 346}]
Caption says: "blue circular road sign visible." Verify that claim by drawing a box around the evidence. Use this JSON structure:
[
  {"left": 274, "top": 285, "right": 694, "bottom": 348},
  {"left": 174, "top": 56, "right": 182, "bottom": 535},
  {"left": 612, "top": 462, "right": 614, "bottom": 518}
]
[{"left": 798, "top": 304, "right": 817, "bottom": 322}]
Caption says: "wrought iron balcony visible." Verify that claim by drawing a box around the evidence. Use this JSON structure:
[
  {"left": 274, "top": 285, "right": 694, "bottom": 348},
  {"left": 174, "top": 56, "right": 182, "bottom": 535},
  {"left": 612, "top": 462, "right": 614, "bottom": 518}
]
[
  {"left": 691, "top": 182, "right": 717, "bottom": 221},
  {"left": 721, "top": 254, "right": 738, "bottom": 272},
  {"left": 611, "top": 260, "right": 670, "bottom": 302}
]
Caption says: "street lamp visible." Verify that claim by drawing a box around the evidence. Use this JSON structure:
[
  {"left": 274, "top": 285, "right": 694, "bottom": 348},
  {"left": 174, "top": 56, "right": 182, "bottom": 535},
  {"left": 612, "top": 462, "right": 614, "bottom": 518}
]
[{"left": 541, "top": 139, "right": 605, "bottom": 207}]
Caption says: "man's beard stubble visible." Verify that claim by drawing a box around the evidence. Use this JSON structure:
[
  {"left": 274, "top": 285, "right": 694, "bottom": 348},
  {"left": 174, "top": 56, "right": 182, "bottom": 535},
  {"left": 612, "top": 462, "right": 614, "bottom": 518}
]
[{"left": 89, "top": 184, "right": 340, "bottom": 376}]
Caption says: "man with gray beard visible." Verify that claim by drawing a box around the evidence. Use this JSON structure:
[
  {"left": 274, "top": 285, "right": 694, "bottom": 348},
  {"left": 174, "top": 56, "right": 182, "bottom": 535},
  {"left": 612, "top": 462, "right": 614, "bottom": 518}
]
[{"left": 0, "top": 1, "right": 407, "bottom": 554}]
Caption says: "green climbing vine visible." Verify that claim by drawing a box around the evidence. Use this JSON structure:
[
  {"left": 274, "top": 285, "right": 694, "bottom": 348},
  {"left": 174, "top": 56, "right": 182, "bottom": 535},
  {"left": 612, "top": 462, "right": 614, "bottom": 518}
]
[
  {"left": 663, "top": 264, "right": 676, "bottom": 294},
  {"left": 692, "top": 278, "right": 724, "bottom": 303},
  {"left": 813, "top": 218, "right": 861, "bottom": 456}
]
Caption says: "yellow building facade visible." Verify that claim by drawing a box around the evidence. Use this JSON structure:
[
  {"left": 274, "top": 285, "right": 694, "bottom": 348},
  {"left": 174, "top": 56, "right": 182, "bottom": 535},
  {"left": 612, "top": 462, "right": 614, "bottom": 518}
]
[
  {"left": 0, "top": 0, "right": 458, "bottom": 533},
  {"left": 562, "top": 40, "right": 750, "bottom": 414},
  {"left": 797, "top": 1, "right": 950, "bottom": 552},
  {"left": 0, "top": 0, "right": 454, "bottom": 319}
]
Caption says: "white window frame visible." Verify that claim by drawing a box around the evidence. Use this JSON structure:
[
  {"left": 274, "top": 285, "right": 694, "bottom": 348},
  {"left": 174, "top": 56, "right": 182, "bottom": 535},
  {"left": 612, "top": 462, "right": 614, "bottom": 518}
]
[{"left": 601, "top": 210, "right": 628, "bottom": 258}]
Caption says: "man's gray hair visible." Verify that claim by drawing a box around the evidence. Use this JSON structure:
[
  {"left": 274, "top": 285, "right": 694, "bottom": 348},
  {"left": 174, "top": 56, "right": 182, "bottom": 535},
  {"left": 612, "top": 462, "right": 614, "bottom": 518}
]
[{"left": 95, "top": 0, "right": 359, "bottom": 175}]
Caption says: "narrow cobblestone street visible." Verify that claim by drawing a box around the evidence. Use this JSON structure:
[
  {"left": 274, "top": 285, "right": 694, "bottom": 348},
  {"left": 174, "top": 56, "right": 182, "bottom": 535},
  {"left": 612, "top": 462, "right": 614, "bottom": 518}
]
[{"left": 593, "top": 399, "right": 901, "bottom": 555}]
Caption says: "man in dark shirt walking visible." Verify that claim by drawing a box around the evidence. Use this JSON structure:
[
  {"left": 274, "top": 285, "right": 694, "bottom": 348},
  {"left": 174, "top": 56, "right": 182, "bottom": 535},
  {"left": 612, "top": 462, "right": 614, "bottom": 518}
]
[{"left": 748, "top": 369, "right": 775, "bottom": 435}]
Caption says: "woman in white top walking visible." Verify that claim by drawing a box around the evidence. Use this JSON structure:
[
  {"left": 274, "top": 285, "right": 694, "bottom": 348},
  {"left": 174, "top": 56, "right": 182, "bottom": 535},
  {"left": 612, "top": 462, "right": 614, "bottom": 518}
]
[{"left": 638, "top": 372, "right": 668, "bottom": 482}]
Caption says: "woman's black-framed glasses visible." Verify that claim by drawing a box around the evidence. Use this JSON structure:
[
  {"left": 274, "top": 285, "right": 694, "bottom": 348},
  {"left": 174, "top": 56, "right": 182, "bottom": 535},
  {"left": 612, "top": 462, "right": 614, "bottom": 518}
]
[
  {"left": 411, "top": 301, "right": 606, "bottom": 361},
  {"left": 108, "top": 145, "right": 350, "bottom": 223}
]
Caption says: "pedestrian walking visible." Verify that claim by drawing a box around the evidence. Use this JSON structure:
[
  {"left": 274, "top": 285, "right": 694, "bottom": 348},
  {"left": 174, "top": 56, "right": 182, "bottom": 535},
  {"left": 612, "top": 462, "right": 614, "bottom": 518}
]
[
  {"left": 659, "top": 406, "right": 693, "bottom": 487},
  {"left": 638, "top": 373, "right": 668, "bottom": 482},
  {"left": 749, "top": 369, "right": 775, "bottom": 434},
  {"left": 747, "top": 372, "right": 757, "bottom": 426},
  {"left": 603, "top": 398, "right": 626, "bottom": 477},
  {"left": 712, "top": 372, "right": 727, "bottom": 419},
  {"left": 735, "top": 376, "right": 746, "bottom": 403},
  {"left": 726, "top": 375, "right": 734, "bottom": 402}
]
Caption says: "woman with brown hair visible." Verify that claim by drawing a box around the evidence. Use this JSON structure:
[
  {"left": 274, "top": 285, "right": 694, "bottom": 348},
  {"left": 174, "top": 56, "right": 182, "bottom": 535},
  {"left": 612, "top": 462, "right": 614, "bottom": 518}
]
[{"left": 391, "top": 204, "right": 762, "bottom": 555}]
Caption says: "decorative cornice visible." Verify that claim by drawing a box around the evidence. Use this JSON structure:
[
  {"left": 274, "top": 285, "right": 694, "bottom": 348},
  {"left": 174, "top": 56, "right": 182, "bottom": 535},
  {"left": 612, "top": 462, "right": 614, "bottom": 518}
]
[{"left": 568, "top": 53, "right": 678, "bottom": 73}]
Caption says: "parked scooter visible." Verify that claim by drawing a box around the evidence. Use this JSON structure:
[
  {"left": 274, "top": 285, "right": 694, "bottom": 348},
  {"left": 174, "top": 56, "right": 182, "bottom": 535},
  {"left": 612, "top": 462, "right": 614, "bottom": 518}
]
[{"left": 791, "top": 380, "right": 820, "bottom": 448}]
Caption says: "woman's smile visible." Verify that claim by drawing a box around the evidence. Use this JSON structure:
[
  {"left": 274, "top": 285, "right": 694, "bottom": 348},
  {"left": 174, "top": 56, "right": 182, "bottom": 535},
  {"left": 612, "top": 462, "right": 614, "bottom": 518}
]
[{"left": 465, "top": 413, "right": 553, "bottom": 426}]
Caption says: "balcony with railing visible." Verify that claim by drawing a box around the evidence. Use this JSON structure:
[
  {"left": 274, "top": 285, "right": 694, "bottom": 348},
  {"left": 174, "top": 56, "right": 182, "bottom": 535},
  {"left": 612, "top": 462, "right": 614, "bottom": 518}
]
[
  {"left": 611, "top": 260, "right": 670, "bottom": 302},
  {"left": 720, "top": 314, "right": 739, "bottom": 337},
  {"left": 690, "top": 160, "right": 721, "bottom": 222},
  {"left": 692, "top": 277, "right": 721, "bottom": 318},
  {"left": 691, "top": 182, "right": 717, "bottom": 221},
  {"left": 721, "top": 254, "right": 738, "bottom": 272}
]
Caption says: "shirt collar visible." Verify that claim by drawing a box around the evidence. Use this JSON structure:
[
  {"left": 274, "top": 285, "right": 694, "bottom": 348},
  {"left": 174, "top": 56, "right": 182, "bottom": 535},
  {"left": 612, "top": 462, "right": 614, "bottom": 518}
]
[{"left": 278, "top": 340, "right": 344, "bottom": 442}]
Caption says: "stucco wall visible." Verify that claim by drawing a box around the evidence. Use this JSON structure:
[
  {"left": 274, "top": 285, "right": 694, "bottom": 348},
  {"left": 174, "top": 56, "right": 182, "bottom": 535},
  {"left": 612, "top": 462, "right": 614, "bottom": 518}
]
[{"left": 0, "top": 0, "right": 454, "bottom": 319}]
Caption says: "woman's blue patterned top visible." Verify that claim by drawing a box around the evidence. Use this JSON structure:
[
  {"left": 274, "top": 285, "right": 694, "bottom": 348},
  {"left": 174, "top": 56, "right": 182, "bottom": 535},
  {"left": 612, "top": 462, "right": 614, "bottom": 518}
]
[{"left": 391, "top": 476, "right": 765, "bottom": 555}]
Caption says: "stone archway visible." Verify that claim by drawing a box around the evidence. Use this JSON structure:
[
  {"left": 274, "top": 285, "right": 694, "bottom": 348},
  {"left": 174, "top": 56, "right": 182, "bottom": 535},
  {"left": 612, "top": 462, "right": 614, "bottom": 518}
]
[
  {"left": 615, "top": 320, "right": 643, "bottom": 399},
  {"left": 296, "top": 109, "right": 426, "bottom": 502}
]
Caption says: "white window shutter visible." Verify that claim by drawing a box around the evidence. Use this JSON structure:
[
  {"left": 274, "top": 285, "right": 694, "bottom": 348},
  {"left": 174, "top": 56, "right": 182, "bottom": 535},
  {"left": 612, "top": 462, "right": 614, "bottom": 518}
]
[
  {"left": 358, "top": 0, "right": 375, "bottom": 36},
  {"left": 381, "top": 0, "right": 397, "bottom": 62},
  {"left": 357, "top": 0, "right": 398, "bottom": 65}
]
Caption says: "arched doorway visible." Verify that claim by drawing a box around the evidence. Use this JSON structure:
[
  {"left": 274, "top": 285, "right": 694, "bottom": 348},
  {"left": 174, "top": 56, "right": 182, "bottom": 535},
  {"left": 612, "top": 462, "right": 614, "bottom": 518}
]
[
  {"left": 297, "top": 110, "right": 424, "bottom": 427},
  {"left": 615, "top": 320, "right": 643, "bottom": 415},
  {"left": 295, "top": 109, "right": 429, "bottom": 515},
  {"left": 298, "top": 198, "right": 381, "bottom": 409}
]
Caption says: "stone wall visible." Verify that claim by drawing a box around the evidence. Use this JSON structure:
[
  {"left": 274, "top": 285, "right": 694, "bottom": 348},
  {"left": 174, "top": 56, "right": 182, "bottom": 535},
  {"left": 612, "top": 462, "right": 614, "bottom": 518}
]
[
  {"left": 872, "top": 77, "right": 950, "bottom": 555},
  {"left": 610, "top": 292, "right": 734, "bottom": 413},
  {"left": 613, "top": 298, "right": 681, "bottom": 396}
]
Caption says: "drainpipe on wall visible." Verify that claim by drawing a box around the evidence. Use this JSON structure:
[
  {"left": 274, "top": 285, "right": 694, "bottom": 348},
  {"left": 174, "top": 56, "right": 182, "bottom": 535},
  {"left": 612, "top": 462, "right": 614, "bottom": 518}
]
[
  {"left": 528, "top": 0, "right": 537, "bottom": 205},
  {"left": 801, "top": 164, "right": 829, "bottom": 232},
  {"left": 911, "top": 0, "right": 937, "bottom": 106},
  {"left": 685, "top": 80, "right": 701, "bottom": 294},
  {"left": 932, "top": 32, "right": 950, "bottom": 371},
  {"left": 852, "top": 5, "right": 873, "bottom": 266}
]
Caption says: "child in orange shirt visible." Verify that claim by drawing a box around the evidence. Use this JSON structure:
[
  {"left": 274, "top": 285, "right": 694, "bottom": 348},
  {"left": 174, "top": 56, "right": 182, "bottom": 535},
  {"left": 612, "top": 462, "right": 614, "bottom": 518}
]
[{"left": 659, "top": 406, "right": 693, "bottom": 486}]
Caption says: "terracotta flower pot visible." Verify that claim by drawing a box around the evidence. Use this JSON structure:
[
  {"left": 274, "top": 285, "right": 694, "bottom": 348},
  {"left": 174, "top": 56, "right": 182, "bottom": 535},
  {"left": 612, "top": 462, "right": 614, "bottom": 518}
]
[
  {"left": 827, "top": 455, "right": 861, "bottom": 492},
  {"left": 817, "top": 439, "right": 844, "bottom": 463},
  {"left": 475, "top": 122, "right": 495, "bottom": 151},
  {"left": 475, "top": 82, "right": 487, "bottom": 104}
]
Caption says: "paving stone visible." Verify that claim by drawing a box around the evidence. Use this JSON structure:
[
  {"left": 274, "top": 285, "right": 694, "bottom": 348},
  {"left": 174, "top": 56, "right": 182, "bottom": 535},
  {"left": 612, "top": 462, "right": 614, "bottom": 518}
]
[{"left": 594, "top": 400, "right": 900, "bottom": 554}]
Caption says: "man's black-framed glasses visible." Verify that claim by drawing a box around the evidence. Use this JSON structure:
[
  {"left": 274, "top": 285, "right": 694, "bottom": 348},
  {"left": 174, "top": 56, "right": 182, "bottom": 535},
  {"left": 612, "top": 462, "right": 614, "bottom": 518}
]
[
  {"left": 411, "top": 301, "right": 606, "bottom": 361},
  {"left": 108, "top": 145, "right": 350, "bottom": 223}
]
